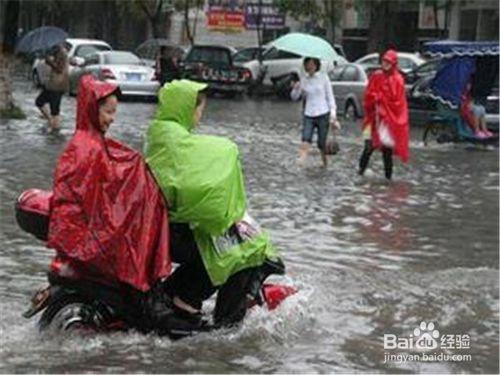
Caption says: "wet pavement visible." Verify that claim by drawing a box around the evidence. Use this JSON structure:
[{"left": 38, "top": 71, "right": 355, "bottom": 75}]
[{"left": 0, "top": 74, "right": 498, "bottom": 373}]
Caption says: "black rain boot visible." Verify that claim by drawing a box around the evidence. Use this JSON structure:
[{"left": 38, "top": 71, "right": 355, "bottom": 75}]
[
  {"left": 358, "top": 140, "right": 374, "bottom": 176},
  {"left": 382, "top": 147, "right": 393, "bottom": 180}
]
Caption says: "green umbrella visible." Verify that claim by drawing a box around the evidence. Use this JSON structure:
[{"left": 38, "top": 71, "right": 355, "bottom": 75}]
[{"left": 270, "top": 32, "right": 339, "bottom": 61}]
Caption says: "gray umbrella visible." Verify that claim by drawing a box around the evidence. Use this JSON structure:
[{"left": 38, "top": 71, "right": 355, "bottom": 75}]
[
  {"left": 15, "top": 26, "right": 68, "bottom": 55},
  {"left": 136, "top": 38, "right": 172, "bottom": 50},
  {"left": 135, "top": 39, "right": 184, "bottom": 60}
]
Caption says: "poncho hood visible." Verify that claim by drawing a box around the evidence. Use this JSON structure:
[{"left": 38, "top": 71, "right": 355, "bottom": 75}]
[
  {"left": 155, "top": 79, "right": 208, "bottom": 132},
  {"left": 145, "top": 79, "right": 246, "bottom": 236},
  {"left": 75, "top": 74, "right": 119, "bottom": 132},
  {"left": 382, "top": 49, "right": 398, "bottom": 68}
]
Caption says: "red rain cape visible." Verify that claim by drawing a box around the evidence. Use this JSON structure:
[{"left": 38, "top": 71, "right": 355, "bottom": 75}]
[
  {"left": 362, "top": 50, "right": 410, "bottom": 162},
  {"left": 459, "top": 89, "right": 476, "bottom": 129},
  {"left": 47, "top": 75, "right": 171, "bottom": 292}
]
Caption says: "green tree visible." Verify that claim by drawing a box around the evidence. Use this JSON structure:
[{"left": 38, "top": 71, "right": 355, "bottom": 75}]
[
  {"left": 173, "top": 0, "right": 204, "bottom": 45},
  {"left": 322, "top": 0, "right": 344, "bottom": 42},
  {"left": 363, "top": 0, "right": 420, "bottom": 53},
  {"left": 0, "top": 0, "right": 25, "bottom": 119},
  {"left": 133, "top": 0, "right": 174, "bottom": 38},
  {"left": 275, "top": 0, "right": 343, "bottom": 42}
]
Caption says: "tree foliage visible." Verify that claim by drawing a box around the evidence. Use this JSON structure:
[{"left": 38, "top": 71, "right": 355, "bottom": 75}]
[
  {"left": 275, "top": 0, "right": 343, "bottom": 41},
  {"left": 173, "top": 0, "right": 204, "bottom": 45}
]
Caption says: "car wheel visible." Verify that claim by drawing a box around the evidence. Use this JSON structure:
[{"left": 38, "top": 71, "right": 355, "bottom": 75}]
[{"left": 345, "top": 101, "right": 358, "bottom": 120}]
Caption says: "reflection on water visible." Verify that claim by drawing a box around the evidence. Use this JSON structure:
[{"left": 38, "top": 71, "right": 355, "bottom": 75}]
[{"left": 0, "top": 77, "right": 498, "bottom": 373}]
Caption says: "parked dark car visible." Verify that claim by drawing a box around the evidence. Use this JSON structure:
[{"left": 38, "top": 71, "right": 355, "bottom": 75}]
[
  {"left": 404, "top": 58, "right": 442, "bottom": 86},
  {"left": 181, "top": 44, "right": 252, "bottom": 97}
]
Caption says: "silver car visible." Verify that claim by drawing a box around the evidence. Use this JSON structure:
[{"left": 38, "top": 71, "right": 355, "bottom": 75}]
[
  {"left": 70, "top": 51, "right": 160, "bottom": 97},
  {"left": 354, "top": 52, "right": 426, "bottom": 75},
  {"left": 329, "top": 63, "right": 369, "bottom": 119}
]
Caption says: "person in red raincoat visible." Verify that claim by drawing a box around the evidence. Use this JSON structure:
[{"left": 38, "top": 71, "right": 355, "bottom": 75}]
[
  {"left": 358, "top": 49, "right": 409, "bottom": 180},
  {"left": 47, "top": 74, "right": 171, "bottom": 293},
  {"left": 460, "top": 81, "right": 493, "bottom": 138}
]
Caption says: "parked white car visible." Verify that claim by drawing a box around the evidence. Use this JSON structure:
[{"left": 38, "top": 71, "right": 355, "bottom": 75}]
[
  {"left": 32, "top": 38, "right": 112, "bottom": 87},
  {"left": 354, "top": 52, "right": 426, "bottom": 74},
  {"left": 241, "top": 47, "right": 348, "bottom": 87},
  {"left": 329, "top": 63, "right": 369, "bottom": 119},
  {"left": 69, "top": 51, "right": 159, "bottom": 97}
]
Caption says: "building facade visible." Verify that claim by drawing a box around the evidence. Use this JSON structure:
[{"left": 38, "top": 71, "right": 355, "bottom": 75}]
[{"left": 342, "top": 0, "right": 499, "bottom": 60}]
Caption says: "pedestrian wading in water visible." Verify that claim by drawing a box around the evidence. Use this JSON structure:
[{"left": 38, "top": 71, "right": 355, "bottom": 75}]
[
  {"left": 358, "top": 49, "right": 409, "bottom": 179},
  {"left": 35, "top": 43, "right": 69, "bottom": 133},
  {"left": 290, "top": 57, "right": 340, "bottom": 167}
]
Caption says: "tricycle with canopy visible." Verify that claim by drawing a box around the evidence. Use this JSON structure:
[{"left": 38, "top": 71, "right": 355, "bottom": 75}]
[{"left": 418, "top": 41, "right": 499, "bottom": 146}]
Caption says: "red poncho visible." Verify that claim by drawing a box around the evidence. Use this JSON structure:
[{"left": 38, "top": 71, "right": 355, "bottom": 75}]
[
  {"left": 459, "top": 88, "right": 476, "bottom": 130},
  {"left": 47, "top": 75, "right": 171, "bottom": 292},
  {"left": 363, "top": 50, "right": 410, "bottom": 162}
]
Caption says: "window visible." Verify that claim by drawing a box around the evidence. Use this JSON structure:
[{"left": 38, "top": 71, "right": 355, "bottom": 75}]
[
  {"left": 341, "top": 65, "right": 359, "bottom": 82},
  {"left": 398, "top": 58, "right": 415, "bottom": 71},
  {"left": 417, "top": 59, "right": 441, "bottom": 74},
  {"left": 262, "top": 48, "right": 280, "bottom": 61},
  {"left": 262, "top": 48, "right": 300, "bottom": 61},
  {"left": 276, "top": 50, "right": 301, "bottom": 59},
  {"left": 360, "top": 56, "right": 379, "bottom": 65},
  {"left": 185, "top": 47, "right": 231, "bottom": 66},
  {"left": 84, "top": 54, "right": 99, "bottom": 66},
  {"left": 413, "top": 76, "right": 433, "bottom": 95},
  {"left": 75, "top": 44, "right": 111, "bottom": 58},
  {"left": 64, "top": 41, "right": 72, "bottom": 52},
  {"left": 329, "top": 66, "right": 344, "bottom": 81},
  {"left": 103, "top": 52, "right": 141, "bottom": 65},
  {"left": 233, "top": 49, "right": 255, "bottom": 63}
]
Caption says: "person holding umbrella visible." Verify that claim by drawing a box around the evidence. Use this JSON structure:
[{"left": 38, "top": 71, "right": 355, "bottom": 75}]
[
  {"left": 35, "top": 43, "right": 69, "bottom": 133},
  {"left": 15, "top": 26, "right": 69, "bottom": 133},
  {"left": 290, "top": 57, "right": 339, "bottom": 167},
  {"left": 268, "top": 33, "right": 341, "bottom": 167},
  {"left": 156, "top": 46, "right": 182, "bottom": 85}
]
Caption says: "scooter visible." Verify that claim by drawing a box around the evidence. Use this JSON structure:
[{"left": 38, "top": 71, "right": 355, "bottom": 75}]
[{"left": 15, "top": 189, "right": 297, "bottom": 339}]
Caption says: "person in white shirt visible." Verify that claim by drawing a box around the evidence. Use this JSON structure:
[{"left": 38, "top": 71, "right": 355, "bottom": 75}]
[{"left": 290, "top": 57, "right": 339, "bottom": 167}]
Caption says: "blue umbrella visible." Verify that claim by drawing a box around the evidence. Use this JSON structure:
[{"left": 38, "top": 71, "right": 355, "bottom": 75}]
[
  {"left": 15, "top": 26, "right": 68, "bottom": 55},
  {"left": 269, "top": 32, "right": 339, "bottom": 61}
]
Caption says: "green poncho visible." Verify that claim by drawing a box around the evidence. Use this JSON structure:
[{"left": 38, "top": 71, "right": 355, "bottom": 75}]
[{"left": 145, "top": 80, "right": 276, "bottom": 285}]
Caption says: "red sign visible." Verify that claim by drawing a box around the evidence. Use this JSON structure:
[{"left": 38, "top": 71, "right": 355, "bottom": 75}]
[{"left": 207, "top": 10, "right": 245, "bottom": 31}]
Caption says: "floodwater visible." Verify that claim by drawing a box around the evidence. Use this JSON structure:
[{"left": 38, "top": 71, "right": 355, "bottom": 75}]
[{"left": 1, "top": 75, "right": 498, "bottom": 374}]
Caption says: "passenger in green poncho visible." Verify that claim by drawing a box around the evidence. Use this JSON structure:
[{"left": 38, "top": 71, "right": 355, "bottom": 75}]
[{"left": 145, "top": 79, "right": 283, "bottom": 326}]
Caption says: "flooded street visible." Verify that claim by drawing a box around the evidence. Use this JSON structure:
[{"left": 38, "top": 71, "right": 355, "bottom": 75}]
[{"left": 1, "top": 76, "right": 498, "bottom": 373}]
